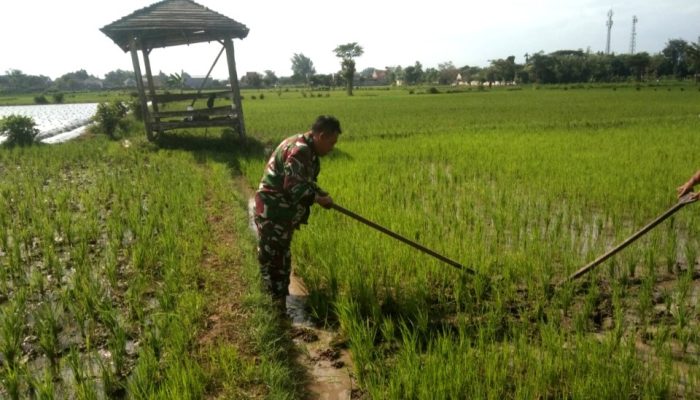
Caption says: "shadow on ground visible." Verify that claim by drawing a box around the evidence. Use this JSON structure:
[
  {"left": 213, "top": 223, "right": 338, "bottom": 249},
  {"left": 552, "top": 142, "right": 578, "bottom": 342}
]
[{"left": 154, "top": 130, "right": 267, "bottom": 170}]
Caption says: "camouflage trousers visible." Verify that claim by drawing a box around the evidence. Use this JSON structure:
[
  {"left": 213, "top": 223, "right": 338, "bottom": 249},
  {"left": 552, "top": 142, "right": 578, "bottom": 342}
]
[{"left": 254, "top": 217, "right": 294, "bottom": 301}]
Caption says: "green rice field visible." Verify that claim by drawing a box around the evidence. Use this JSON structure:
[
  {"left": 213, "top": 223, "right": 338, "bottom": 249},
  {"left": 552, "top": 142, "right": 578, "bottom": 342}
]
[
  {"left": 2, "top": 84, "right": 700, "bottom": 398},
  {"left": 241, "top": 85, "right": 700, "bottom": 398}
]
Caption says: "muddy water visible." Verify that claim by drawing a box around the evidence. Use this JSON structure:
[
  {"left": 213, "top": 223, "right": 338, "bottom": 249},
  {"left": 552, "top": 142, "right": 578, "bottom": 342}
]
[
  {"left": 247, "top": 198, "right": 354, "bottom": 399},
  {"left": 288, "top": 272, "right": 354, "bottom": 400}
]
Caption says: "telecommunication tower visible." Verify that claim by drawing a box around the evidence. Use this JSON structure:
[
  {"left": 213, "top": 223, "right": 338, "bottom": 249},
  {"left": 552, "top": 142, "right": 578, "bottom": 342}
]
[
  {"left": 629, "top": 16, "right": 638, "bottom": 54},
  {"left": 605, "top": 9, "right": 613, "bottom": 54}
]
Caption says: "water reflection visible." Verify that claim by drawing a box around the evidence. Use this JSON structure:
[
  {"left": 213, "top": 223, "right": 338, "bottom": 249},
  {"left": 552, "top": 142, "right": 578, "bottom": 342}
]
[{"left": 248, "top": 197, "right": 312, "bottom": 326}]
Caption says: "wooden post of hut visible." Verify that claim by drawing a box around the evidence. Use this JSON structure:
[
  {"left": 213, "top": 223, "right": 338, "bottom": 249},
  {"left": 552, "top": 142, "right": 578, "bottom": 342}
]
[
  {"left": 128, "top": 37, "right": 153, "bottom": 140},
  {"left": 100, "top": 0, "right": 249, "bottom": 141},
  {"left": 224, "top": 38, "right": 246, "bottom": 138}
]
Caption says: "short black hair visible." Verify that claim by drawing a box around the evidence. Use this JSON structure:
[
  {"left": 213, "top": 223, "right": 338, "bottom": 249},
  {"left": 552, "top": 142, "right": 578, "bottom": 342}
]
[{"left": 311, "top": 115, "right": 342, "bottom": 135}]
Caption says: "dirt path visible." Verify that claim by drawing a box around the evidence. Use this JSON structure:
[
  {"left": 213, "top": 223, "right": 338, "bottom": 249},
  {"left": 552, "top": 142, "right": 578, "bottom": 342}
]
[
  {"left": 246, "top": 197, "right": 356, "bottom": 400},
  {"left": 287, "top": 273, "right": 355, "bottom": 400},
  {"left": 195, "top": 177, "right": 266, "bottom": 398},
  {"left": 196, "top": 199, "right": 249, "bottom": 349}
]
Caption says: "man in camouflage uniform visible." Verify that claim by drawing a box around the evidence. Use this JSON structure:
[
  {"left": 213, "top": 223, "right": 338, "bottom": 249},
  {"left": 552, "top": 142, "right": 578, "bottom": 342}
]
[{"left": 254, "top": 115, "right": 341, "bottom": 309}]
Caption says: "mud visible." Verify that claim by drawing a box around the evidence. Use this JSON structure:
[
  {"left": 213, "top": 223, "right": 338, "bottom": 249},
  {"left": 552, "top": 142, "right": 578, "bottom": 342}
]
[
  {"left": 288, "top": 272, "right": 355, "bottom": 400},
  {"left": 564, "top": 262, "right": 700, "bottom": 397}
]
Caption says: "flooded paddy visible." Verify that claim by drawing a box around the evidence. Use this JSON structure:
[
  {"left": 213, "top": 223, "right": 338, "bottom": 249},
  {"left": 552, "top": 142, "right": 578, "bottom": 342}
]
[{"left": 0, "top": 103, "right": 97, "bottom": 144}]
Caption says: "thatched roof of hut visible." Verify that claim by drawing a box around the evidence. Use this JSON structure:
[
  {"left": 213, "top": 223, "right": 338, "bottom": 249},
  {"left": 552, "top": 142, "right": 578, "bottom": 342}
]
[{"left": 101, "top": 0, "right": 249, "bottom": 52}]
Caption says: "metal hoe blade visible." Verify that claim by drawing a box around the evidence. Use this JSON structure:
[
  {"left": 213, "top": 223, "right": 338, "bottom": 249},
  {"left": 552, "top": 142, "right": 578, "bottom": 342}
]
[
  {"left": 330, "top": 203, "right": 475, "bottom": 274},
  {"left": 566, "top": 193, "right": 698, "bottom": 283}
]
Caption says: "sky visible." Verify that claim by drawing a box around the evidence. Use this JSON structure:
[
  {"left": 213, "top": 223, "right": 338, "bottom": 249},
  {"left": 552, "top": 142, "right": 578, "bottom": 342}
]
[{"left": 0, "top": 0, "right": 698, "bottom": 80}]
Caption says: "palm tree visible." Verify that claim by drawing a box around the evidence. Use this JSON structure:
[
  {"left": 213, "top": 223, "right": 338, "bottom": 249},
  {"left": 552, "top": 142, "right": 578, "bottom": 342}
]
[
  {"left": 334, "top": 43, "right": 364, "bottom": 96},
  {"left": 167, "top": 71, "right": 185, "bottom": 93}
]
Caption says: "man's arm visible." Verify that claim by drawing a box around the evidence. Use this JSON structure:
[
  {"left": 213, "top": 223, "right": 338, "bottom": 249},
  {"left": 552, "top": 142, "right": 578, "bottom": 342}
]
[{"left": 283, "top": 148, "right": 321, "bottom": 206}]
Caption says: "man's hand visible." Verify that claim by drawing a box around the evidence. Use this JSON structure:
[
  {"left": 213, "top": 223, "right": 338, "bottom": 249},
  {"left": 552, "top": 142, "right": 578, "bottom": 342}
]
[
  {"left": 678, "top": 171, "right": 700, "bottom": 199},
  {"left": 677, "top": 180, "right": 695, "bottom": 199},
  {"left": 315, "top": 194, "right": 334, "bottom": 209},
  {"left": 682, "top": 191, "right": 700, "bottom": 201}
]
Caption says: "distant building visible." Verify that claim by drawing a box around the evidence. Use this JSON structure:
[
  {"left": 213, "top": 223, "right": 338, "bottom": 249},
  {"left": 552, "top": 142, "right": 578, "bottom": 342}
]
[
  {"left": 185, "top": 76, "right": 208, "bottom": 89},
  {"left": 372, "top": 69, "right": 387, "bottom": 81},
  {"left": 240, "top": 72, "right": 263, "bottom": 88},
  {"left": 83, "top": 77, "right": 104, "bottom": 89},
  {"left": 123, "top": 77, "right": 152, "bottom": 88}
]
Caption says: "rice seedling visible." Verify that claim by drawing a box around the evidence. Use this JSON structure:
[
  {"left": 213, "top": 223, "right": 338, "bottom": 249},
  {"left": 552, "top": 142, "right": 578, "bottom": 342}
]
[
  {"left": 35, "top": 301, "right": 62, "bottom": 371},
  {"left": 98, "top": 305, "right": 128, "bottom": 377},
  {"left": 95, "top": 350, "right": 122, "bottom": 398},
  {"left": 1, "top": 363, "right": 24, "bottom": 400},
  {"left": 66, "top": 346, "right": 97, "bottom": 399},
  {"left": 32, "top": 368, "right": 56, "bottom": 400},
  {"left": 0, "top": 290, "right": 26, "bottom": 369}
]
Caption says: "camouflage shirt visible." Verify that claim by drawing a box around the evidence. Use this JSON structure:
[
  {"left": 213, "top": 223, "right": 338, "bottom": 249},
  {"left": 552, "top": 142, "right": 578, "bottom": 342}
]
[{"left": 255, "top": 133, "right": 326, "bottom": 226}]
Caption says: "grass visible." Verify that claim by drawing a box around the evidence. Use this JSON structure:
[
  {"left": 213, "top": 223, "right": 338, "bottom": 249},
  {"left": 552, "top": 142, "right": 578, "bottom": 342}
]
[
  {"left": 1, "top": 83, "right": 700, "bottom": 398},
  {"left": 0, "top": 131, "right": 303, "bottom": 398}
]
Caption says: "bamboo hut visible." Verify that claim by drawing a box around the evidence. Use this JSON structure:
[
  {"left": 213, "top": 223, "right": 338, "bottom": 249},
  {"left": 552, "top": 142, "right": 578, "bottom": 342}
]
[{"left": 101, "top": 0, "right": 249, "bottom": 140}]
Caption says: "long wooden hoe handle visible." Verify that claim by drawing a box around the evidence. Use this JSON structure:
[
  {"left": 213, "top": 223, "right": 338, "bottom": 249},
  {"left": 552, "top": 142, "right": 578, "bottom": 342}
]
[
  {"left": 330, "top": 203, "right": 475, "bottom": 274},
  {"left": 566, "top": 193, "right": 698, "bottom": 283}
]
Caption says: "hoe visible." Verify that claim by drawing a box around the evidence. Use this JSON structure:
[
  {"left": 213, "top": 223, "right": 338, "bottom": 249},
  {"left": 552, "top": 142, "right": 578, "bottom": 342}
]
[
  {"left": 331, "top": 193, "right": 697, "bottom": 285},
  {"left": 566, "top": 192, "right": 698, "bottom": 283},
  {"left": 330, "top": 204, "right": 476, "bottom": 274}
]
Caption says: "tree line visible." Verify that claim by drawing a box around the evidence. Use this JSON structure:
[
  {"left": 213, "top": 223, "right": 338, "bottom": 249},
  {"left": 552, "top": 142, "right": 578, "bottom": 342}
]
[
  {"left": 2, "top": 38, "right": 698, "bottom": 94},
  {"left": 374, "top": 39, "right": 699, "bottom": 86},
  {"left": 0, "top": 69, "right": 230, "bottom": 94},
  {"left": 277, "top": 38, "right": 700, "bottom": 88}
]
